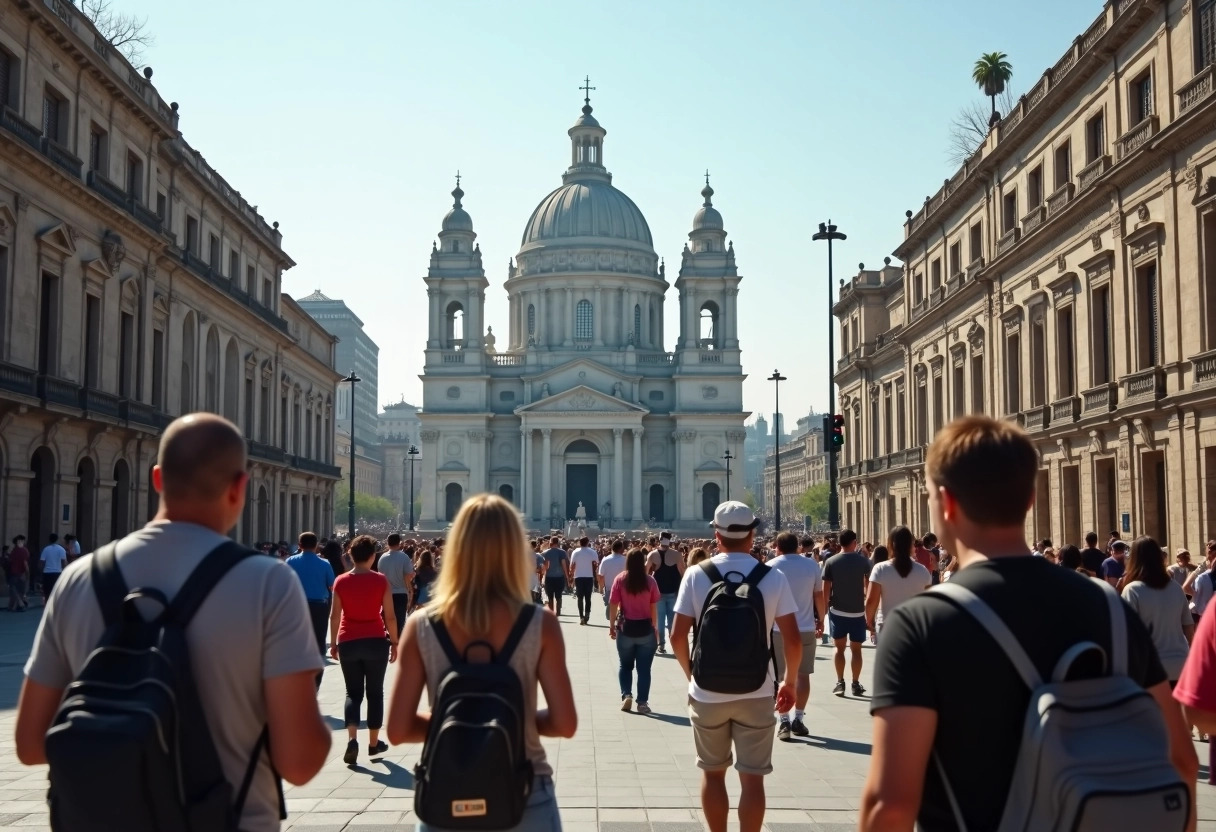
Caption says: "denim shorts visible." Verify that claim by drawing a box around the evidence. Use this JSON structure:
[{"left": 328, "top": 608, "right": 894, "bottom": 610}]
[{"left": 417, "top": 774, "right": 560, "bottom": 832}]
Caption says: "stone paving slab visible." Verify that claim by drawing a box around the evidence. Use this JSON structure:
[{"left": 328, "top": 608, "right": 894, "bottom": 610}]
[{"left": 4, "top": 600, "right": 1216, "bottom": 830}]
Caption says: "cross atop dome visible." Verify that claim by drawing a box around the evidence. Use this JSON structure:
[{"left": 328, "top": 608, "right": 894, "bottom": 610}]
[{"left": 580, "top": 75, "right": 596, "bottom": 110}]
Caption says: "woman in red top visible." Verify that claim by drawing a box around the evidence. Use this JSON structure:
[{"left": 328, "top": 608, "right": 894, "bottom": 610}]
[
  {"left": 329, "top": 534, "right": 397, "bottom": 766},
  {"left": 608, "top": 548, "right": 660, "bottom": 714}
]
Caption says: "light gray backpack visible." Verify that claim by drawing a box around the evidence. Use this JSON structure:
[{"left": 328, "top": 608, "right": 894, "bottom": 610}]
[{"left": 930, "top": 580, "right": 1189, "bottom": 832}]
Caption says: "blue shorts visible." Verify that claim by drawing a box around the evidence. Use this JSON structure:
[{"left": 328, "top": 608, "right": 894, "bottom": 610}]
[{"left": 829, "top": 611, "right": 867, "bottom": 644}]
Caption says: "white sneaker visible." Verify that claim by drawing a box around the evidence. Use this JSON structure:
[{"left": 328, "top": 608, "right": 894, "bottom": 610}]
[{"left": 621, "top": 695, "right": 633, "bottom": 712}]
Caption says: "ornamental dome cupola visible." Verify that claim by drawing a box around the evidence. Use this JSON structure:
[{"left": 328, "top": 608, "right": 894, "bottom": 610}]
[{"left": 687, "top": 172, "right": 728, "bottom": 252}]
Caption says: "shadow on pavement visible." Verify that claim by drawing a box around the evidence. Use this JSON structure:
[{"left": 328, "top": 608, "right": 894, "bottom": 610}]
[
  {"left": 800, "top": 735, "right": 872, "bottom": 756},
  {"left": 639, "top": 711, "right": 691, "bottom": 727}
]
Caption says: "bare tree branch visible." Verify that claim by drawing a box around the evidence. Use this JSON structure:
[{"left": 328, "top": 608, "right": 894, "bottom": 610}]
[
  {"left": 947, "top": 88, "right": 1018, "bottom": 167},
  {"left": 75, "top": 0, "right": 153, "bottom": 68}
]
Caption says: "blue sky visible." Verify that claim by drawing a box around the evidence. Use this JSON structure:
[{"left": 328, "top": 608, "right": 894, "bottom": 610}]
[{"left": 118, "top": 0, "right": 1101, "bottom": 423}]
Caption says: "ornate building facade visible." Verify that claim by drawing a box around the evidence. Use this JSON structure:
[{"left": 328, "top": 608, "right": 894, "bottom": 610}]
[
  {"left": 418, "top": 96, "right": 748, "bottom": 530},
  {"left": 0, "top": 0, "right": 341, "bottom": 550},
  {"left": 836, "top": 0, "right": 1216, "bottom": 551}
]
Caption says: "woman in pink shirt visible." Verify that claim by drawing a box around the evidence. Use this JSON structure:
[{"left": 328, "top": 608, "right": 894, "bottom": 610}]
[{"left": 608, "top": 548, "right": 660, "bottom": 714}]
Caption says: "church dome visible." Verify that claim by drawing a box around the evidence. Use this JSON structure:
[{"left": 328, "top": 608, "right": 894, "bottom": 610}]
[
  {"left": 520, "top": 180, "right": 653, "bottom": 248},
  {"left": 441, "top": 184, "right": 473, "bottom": 232},
  {"left": 691, "top": 183, "right": 723, "bottom": 231}
]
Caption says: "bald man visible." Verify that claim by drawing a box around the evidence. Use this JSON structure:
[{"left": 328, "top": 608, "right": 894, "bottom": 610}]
[{"left": 16, "top": 413, "right": 331, "bottom": 831}]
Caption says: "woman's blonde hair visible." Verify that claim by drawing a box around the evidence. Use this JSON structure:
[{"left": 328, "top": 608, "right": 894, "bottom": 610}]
[
  {"left": 687, "top": 547, "right": 709, "bottom": 566},
  {"left": 428, "top": 493, "right": 531, "bottom": 637}
]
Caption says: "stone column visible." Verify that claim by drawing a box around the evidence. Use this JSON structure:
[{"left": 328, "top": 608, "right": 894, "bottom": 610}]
[
  {"left": 520, "top": 427, "right": 529, "bottom": 518},
  {"left": 594, "top": 287, "right": 604, "bottom": 347},
  {"left": 612, "top": 428, "right": 624, "bottom": 526},
  {"left": 726, "top": 287, "right": 739, "bottom": 347},
  {"left": 563, "top": 288, "right": 573, "bottom": 346},
  {"left": 541, "top": 429, "right": 552, "bottom": 524},
  {"left": 539, "top": 290, "right": 547, "bottom": 347},
  {"left": 632, "top": 428, "right": 644, "bottom": 523}
]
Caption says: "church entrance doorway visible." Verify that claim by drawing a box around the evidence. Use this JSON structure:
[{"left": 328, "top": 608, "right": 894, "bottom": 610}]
[
  {"left": 565, "top": 464, "right": 597, "bottom": 521},
  {"left": 649, "top": 484, "right": 665, "bottom": 523}
]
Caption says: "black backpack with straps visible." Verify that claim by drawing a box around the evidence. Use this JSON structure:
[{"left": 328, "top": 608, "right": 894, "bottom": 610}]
[
  {"left": 692, "top": 561, "right": 774, "bottom": 694},
  {"left": 414, "top": 605, "right": 537, "bottom": 830},
  {"left": 44, "top": 540, "right": 284, "bottom": 832}
]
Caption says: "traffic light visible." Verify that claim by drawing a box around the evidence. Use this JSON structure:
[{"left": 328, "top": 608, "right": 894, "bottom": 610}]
[{"left": 831, "top": 414, "right": 845, "bottom": 449}]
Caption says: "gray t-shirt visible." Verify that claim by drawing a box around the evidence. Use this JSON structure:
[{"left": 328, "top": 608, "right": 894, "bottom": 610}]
[
  {"left": 822, "top": 550, "right": 871, "bottom": 616},
  {"left": 25, "top": 521, "right": 323, "bottom": 832},
  {"left": 378, "top": 549, "right": 416, "bottom": 595},
  {"left": 541, "top": 548, "right": 569, "bottom": 585},
  {"left": 1122, "top": 579, "right": 1193, "bottom": 681}
]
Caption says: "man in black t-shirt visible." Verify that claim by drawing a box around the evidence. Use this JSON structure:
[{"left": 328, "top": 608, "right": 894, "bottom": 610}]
[
  {"left": 859, "top": 415, "right": 1196, "bottom": 832},
  {"left": 1079, "top": 530, "right": 1107, "bottom": 575}
]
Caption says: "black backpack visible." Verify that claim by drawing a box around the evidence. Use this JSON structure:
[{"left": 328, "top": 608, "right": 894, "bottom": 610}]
[
  {"left": 414, "top": 606, "right": 537, "bottom": 830},
  {"left": 691, "top": 561, "right": 773, "bottom": 694},
  {"left": 44, "top": 541, "right": 284, "bottom": 832}
]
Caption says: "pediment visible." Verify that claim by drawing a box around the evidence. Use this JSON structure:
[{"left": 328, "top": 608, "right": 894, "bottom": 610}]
[
  {"left": 37, "top": 222, "right": 77, "bottom": 256},
  {"left": 515, "top": 384, "right": 649, "bottom": 415},
  {"left": 437, "top": 460, "right": 470, "bottom": 472},
  {"left": 525, "top": 358, "right": 639, "bottom": 386}
]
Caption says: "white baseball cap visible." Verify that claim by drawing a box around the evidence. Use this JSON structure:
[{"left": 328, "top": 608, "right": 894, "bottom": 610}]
[{"left": 709, "top": 501, "right": 760, "bottom": 539}]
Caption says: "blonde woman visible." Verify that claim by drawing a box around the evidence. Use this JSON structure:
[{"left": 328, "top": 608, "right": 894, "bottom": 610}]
[{"left": 387, "top": 494, "right": 577, "bottom": 831}]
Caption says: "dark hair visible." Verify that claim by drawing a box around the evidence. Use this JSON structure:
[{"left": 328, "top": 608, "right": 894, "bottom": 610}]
[
  {"left": 550, "top": 536, "right": 560, "bottom": 545},
  {"left": 579, "top": 536, "right": 589, "bottom": 546},
  {"left": 1085, "top": 531, "right": 1098, "bottom": 546},
  {"left": 839, "top": 529, "right": 858, "bottom": 548},
  {"left": 1126, "top": 536, "right": 1169, "bottom": 590},
  {"left": 1038, "top": 539, "right": 1053, "bottom": 550},
  {"left": 623, "top": 548, "right": 649, "bottom": 595},
  {"left": 926, "top": 416, "right": 1038, "bottom": 526},
  {"left": 49, "top": 533, "right": 58, "bottom": 543},
  {"left": 775, "top": 532, "right": 798, "bottom": 554},
  {"left": 387, "top": 533, "right": 401, "bottom": 547},
  {"left": 888, "top": 526, "right": 914, "bottom": 578},
  {"left": 800, "top": 534, "right": 815, "bottom": 549},
  {"left": 612, "top": 538, "right": 625, "bottom": 553},
  {"left": 1058, "top": 544, "right": 1083, "bottom": 570},
  {"left": 872, "top": 545, "right": 889, "bottom": 564},
  {"left": 921, "top": 532, "right": 938, "bottom": 547},
  {"left": 298, "top": 532, "right": 318, "bottom": 550},
  {"left": 350, "top": 534, "right": 378, "bottom": 564}
]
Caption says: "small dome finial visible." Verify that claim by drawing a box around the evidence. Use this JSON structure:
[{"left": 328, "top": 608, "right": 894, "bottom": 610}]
[
  {"left": 580, "top": 75, "right": 596, "bottom": 114},
  {"left": 701, "top": 170, "right": 714, "bottom": 206},
  {"left": 451, "top": 170, "right": 464, "bottom": 207}
]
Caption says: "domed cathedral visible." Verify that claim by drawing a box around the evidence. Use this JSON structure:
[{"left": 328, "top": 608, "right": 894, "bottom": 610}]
[{"left": 417, "top": 89, "right": 748, "bottom": 531}]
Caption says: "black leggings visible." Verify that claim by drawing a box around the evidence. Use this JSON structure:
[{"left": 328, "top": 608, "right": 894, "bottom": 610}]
[
  {"left": 574, "top": 577, "right": 595, "bottom": 620},
  {"left": 545, "top": 577, "right": 567, "bottom": 613},
  {"left": 338, "top": 637, "right": 389, "bottom": 729}
]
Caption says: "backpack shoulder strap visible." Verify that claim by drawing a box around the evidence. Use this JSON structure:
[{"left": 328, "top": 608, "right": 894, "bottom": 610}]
[
  {"left": 1096, "top": 578, "right": 1128, "bottom": 676},
  {"left": 90, "top": 541, "right": 127, "bottom": 628},
  {"left": 166, "top": 541, "right": 259, "bottom": 627},
  {"left": 497, "top": 604, "right": 538, "bottom": 665},
  {"left": 233, "top": 726, "right": 287, "bottom": 822},
  {"left": 700, "top": 561, "right": 723, "bottom": 585},
  {"left": 930, "top": 582, "right": 1043, "bottom": 689},
  {"left": 426, "top": 610, "right": 463, "bottom": 667},
  {"left": 744, "top": 562, "right": 771, "bottom": 587}
]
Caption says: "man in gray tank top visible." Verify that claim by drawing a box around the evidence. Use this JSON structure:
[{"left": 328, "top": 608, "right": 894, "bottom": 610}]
[{"left": 647, "top": 532, "right": 684, "bottom": 653}]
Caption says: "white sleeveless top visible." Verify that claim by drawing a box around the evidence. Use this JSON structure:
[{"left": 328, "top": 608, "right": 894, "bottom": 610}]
[{"left": 415, "top": 605, "right": 551, "bottom": 777}]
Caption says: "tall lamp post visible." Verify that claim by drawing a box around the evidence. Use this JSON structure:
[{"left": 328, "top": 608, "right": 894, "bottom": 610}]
[
  {"left": 407, "top": 444, "right": 419, "bottom": 531},
  {"left": 342, "top": 371, "right": 360, "bottom": 536},
  {"left": 722, "top": 449, "right": 733, "bottom": 502},
  {"left": 768, "top": 370, "right": 786, "bottom": 528},
  {"left": 812, "top": 220, "right": 846, "bottom": 531}
]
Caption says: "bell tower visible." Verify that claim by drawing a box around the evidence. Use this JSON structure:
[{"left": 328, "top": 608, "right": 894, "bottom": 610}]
[
  {"left": 676, "top": 174, "right": 741, "bottom": 356},
  {"left": 425, "top": 175, "right": 489, "bottom": 354}
]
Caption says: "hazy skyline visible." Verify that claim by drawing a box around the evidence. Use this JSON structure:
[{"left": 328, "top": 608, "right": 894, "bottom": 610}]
[{"left": 115, "top": 0, "right": 1101, "bottom": 423}]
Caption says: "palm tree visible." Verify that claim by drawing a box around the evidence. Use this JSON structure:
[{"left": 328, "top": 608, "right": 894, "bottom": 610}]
[{"left": 973, "top": 52, "right": 1013, "bottom": 127}]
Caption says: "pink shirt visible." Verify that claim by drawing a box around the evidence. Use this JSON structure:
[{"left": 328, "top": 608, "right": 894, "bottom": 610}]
[
  {"left": 610, "top": 573, "right": 659, "bottom": 620},
  {"left": 1176, "top": 603, "right": 1216, "bottom": 713}
]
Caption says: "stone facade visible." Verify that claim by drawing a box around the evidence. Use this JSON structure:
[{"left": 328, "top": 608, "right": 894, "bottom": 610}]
[
  {"left": 0, "top": 0, "right": 341, "bottom": 550},
  {"left": 762, "top": 425, "right": 828, "bottom": 526},
  {"left": 418, "top": 98, "right": 748, "bottom": 530},
  {"left": 836, "top": 0, "right": 1216, "bottom": 551}
]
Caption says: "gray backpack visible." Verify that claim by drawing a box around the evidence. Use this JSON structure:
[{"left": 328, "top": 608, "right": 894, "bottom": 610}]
[{"left": 931, "top": 580, "right": 1189, "bottom": 832}]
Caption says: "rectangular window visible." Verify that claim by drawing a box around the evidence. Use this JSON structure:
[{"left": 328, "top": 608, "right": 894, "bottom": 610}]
[
  {"left": 119, "top": 311, "right": 134, "bottom": 398},
  {"left": 915, "top": 381, "right": 928, "bottom": 445},
  {"left": 970, "top": 222, "right": 983, "bottom": 263},
  {"left": 1131, "top": 72, "right": 1153, "bottom": 124},
  {"left": 1028, "top": 165, "right": 1043, "bottom": 209},
  {"left": 1136, "top": 262, "right": 1159, "bottom": 369},
  {"left": 126, "top": 151, "right": 143, "bottom": 201},
  {"left": 1056, "top": 306, "right": 1075, "bottom": 398},
  {"left": 244, "top": 378, "right": 254, "bottom": 433},
  {"left": 1055, "top": 140, "right": 1072, "bottom": 189},
  {"left": 971, "top": 354, "right": 984, "bottom": 412},
  {"left": 870, "top": 397, "right": 880, "bottom": 457},
  {"left": 914, "top": 273, "right": 924, "bottom": 304},
  {"left": 246, "top": 264, "right": 255, "bottom": 294},
  {"left": 1201, "top": 0, "right": 1216, "bottom": 71},
  {"left": 1006, "top": 333, "right": 1022, "bottom": 414},
  {"left": 932, "top": 374, "right": 944, "bottom": 437},
  {"left": 42, "top": 87, "right": 65, "bottom": 144},
  {"left": 84, "top": 294, "right": 101, "bottom": 389},
  {"left": 930, "top": 258, "right": 942, "bottom": 291},
  {"left": 229, "top": 249, "right": 240, "bottom": 281},
  {"left": 952, "top": 362, "right": 965, "bottom": 418},
  {"left": 1003, "top": 189, "right": 1018, "bottom": 232},
  {"left": 1092, "top": 284, "right": 1112, "bottom": 384},
  {"left": 185, "top": 215, "right": 199, "bottom": 254},
  {"left": 1030, "top": 318, "right": 1046, "bottom": 408},
  {"left": 896, "top": 387, "right": 906, "bottom": 450},
  {"left": 39, "top": 274, "right": 59, "bottom": 376},
  {"left": 208, "top": 234, "right": 220, "bottom": 268},
  {"left": 262, "top": 277, "right": 273, "bottom": 307},
  {"left": 0, "top": 48, "right": 15, "bottom": 110},
  {"left": 949, "top": 241, "right": 962, "bottom": 278},
  {"left": 883, "top": 387, "right": 893, "bottom": 454},
  {"left": 1086, "top": 112, "right": 1105, "bottom": 163},
  {"left": 156, "top": 191, "right": 166, "bottom": 219},
  {"left": 152, "top": 327, "right": 165, "bottom": 410},
  {"left": 89, "top": 125, "right": 107, "bottom": 174},
  {"left": 0, "top": 245, "right": 7, "bottom": 347}
]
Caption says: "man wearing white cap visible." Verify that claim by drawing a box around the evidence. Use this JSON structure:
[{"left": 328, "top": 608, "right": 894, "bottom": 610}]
[{"left": 671, "top": 501, "right": 800, "bottom": 832}]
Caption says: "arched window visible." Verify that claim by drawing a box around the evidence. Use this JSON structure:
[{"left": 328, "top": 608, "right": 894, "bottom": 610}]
[
  {"left": 575, "top": 299, "right": 593, "bottom": 341},
  {"left": 499, "top": 484, "right": 514, "bottom": 505},
  {"left": 445, "top": 301, "right": 465, "bottom": 349},
  {"left": 701, "top": 483, "right": 721, "bottom": 521},
  {"left": 633, "top": 304, "right": 641, "bottom": 342},
  {"left": 527, "top": 304, "right": 536, "bottom": 336},
  {"left": 700, "top": 302, "right": 719, "bottom": 349},
  {"left": 445, "top": 483, "right": 463, "bottom": 522}
]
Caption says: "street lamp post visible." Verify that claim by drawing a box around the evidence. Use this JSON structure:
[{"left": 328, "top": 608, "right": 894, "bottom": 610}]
[
  {"left": 722, "top": 449, "right": 733, "bottom": 502},
  {"left": 407, "top": 444, "right": 419, "bottom": 531},
  {"left": 812, "top": 220, "right": 847, "bottom": 531},
  {"left": 342, "top": 371, "right": 360, "bottom": 536},
  {"left": 768, "top": 370, "right": 786, "bottom": 528}
]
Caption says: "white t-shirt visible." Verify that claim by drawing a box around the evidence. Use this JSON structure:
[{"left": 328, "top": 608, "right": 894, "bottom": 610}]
[
  {"left": 570, "top": 547, "right": 599, "bottom": 579},
  {"left": 870, "top": 559, "right": 932, "bottom": 619},
  {"left": 40, "top": 543, "right": 68, "bottom": 574},
  {"left": 766, "top": 553, "right": 823, "bottom": 632},
  {"left": 674, "top": 552, "right": 798, "bottom": 703},
  {"left": 597, "top": 553, "right": 626, "bottom": 595}
]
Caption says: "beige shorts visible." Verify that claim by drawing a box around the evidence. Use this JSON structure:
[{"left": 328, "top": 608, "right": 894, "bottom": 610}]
[
  {"left": 772, "top": 629, "right": 817, "bottom": 677},
  {"left": 687, "top": 696, "right": 776, "bottom": 775}
]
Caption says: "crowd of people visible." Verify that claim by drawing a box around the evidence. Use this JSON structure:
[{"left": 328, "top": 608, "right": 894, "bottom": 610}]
[{"left": 9, "top": 411, "right": 1216, "bottom": 832}]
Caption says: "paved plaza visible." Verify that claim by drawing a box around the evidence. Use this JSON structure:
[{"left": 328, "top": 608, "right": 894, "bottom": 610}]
[{"left": 3, "top": 600, "right": 1216, "bottom": 831}]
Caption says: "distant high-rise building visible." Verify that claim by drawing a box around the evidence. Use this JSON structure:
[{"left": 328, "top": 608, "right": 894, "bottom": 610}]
[{"left": 297, "top": 291, "right": 381, "bottom": 452}]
